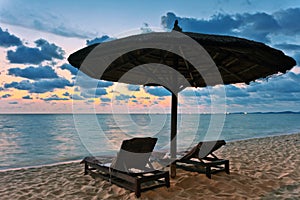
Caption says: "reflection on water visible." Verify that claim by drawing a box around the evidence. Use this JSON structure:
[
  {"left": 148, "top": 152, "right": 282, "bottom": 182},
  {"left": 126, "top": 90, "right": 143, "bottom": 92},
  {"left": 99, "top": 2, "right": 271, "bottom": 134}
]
[
  {"left": 0, "top": 114, "right": 87, "bottom": 169},
  {"left": 1, "top": 113, "right": 300, "bottom": 170},
  {"left": 0, "top": 132, "right": 23, "bottom": 168}
]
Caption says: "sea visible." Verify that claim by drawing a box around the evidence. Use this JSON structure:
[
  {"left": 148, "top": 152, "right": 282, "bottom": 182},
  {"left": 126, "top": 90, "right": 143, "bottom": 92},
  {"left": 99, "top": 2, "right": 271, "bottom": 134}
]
[{"left": 1, "top": 113, "right": 300, "bottom": 171}]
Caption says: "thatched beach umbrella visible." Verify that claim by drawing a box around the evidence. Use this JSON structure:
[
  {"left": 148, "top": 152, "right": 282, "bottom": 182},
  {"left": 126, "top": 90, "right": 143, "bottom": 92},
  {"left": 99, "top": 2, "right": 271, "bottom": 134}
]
[{"left": 68, "top": 22, "right": 296, "bottom": 177}]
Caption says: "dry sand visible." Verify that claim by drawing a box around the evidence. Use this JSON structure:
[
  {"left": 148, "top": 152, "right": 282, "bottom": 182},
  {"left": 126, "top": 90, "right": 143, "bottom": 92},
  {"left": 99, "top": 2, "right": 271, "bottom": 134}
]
[{"left": 0, "top": 133, "right": 299, "bottom": 200}]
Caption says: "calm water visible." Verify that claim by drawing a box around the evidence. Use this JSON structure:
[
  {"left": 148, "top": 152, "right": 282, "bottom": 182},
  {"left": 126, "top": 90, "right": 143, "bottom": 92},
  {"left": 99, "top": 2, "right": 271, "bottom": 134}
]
[{"left": 1, "top": 113, "right": 300, "bottom": 170}]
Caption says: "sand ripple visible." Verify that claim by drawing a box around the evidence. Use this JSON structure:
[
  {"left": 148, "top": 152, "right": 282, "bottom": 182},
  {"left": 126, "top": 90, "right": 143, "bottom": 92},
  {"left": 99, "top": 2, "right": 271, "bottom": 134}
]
[{"left": 0, "top": 133, "right": 299, "bottom": 199}]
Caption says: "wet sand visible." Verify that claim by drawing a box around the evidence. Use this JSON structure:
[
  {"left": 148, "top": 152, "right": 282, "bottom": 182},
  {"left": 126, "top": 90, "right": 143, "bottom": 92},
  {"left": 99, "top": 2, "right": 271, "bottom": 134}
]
[{"left": 0, "top": 133, "right": 299, "bottom": 199}]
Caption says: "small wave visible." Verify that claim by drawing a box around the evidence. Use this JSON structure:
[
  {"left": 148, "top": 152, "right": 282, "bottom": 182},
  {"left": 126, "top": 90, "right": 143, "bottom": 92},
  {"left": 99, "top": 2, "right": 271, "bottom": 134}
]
[{"left": 2, "top": 125, "right": 14, "bottom": 129}]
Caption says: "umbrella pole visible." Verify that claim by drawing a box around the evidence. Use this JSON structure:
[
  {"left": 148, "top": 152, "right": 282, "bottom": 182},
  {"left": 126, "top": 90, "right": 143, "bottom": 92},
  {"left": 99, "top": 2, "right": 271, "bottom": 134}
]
[{"left": 170, "top": 92, "right": 177, "bottom": 178}]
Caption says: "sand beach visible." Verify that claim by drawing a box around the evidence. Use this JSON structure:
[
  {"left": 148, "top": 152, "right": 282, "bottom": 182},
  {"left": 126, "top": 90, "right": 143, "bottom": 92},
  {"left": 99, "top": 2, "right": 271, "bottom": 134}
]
[{"left": 0, "top": 133, "right": 299, "bottom": 200}]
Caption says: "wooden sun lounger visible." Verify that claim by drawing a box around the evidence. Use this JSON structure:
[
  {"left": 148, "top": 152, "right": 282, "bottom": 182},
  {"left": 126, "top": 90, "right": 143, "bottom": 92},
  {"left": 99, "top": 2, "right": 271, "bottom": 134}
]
[
  {"left": 80, "top": 137, "right": 170, "bottom": 197},
  {"left": 176, "top": 140, "right": 230, "bottom": 179}
]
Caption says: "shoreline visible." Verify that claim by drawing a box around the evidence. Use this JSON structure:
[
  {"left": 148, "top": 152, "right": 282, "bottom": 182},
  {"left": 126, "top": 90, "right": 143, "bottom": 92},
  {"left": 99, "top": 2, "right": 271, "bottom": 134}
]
[
  {"left": 0, "top": 159, "right": 82, "bottom": 173},
  {"left": 226, "top": 131, "right": 300, "bottom": 142},
  {"left": 0, "top": 133, "right": 299, "bottom": 199}
]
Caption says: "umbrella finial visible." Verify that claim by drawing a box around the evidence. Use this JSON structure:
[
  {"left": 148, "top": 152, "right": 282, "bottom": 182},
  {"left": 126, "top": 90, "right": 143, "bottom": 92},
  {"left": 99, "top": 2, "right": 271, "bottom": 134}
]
[{"left": 172, "top": 20, "right": 182, "bottom": 32}]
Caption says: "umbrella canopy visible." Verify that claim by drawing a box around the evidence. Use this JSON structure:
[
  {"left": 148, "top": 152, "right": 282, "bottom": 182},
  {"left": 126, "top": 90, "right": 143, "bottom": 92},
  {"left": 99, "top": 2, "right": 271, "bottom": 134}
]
[
  {"left": 68, "top": 33, "right": 295, "bottom": 88},
  {"left": 68, "top": 23, "right": 296, "bottom": 177}
]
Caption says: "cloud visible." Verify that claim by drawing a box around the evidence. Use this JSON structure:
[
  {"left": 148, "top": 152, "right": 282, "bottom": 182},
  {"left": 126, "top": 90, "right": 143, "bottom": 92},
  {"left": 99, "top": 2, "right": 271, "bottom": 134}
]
[
  {"left": 0, "top": 8, "right": 96, "bottom": 39},
  {"left": 0, "top": 27, "right": 22, "bottom": 47},
  {"left": 7, "top": 45, "right": 45, "bottom": 64},
  {"left": 293, "top": 52, "right": 300, "bottom": 65},
  {"left": 224, "top": 71, "right": 300, "bottom": 109},
  {"left": 161, "top": 12, "right": 241, "bottom": 35},
  {"left": 161, "top": 9, "right": 300, "bottom": 43},
  {"left": 140, "top": 23, "right": 153, "bottom": 34},
  {"left": 4, "top": 78, "right": 73, "bottom": 93},
  {"left": 97, "top": 80, "right": 113, "bottom": 87},
  {"left": 86, "top": 35, "right": 115, "bottom": 46},
  {"left": 144, "top": 87, "right": 171, "bottom": 97},
  {"left": 127, "top": 85, "right": 140, "bottom": 91},
  {"left": 8, "top": 66, "right": 59, "bottom": 80},
  {"left": 22, "top": 95, "right": 33, "bottom": 99},
  {"left": 75, "top": 73, "right": 113, "bottom": 88},
  {"left": 33, "top": 78, "right": 73, "bottom": 93},
  {"left": 225, "top": 85, "right": 250, "bottom": 97},
  {"left": 71, "top": 94, "right": 85, "bottom": 100},
  {"left": 235, "top": 12, "right": 280, "bottom": 43},
  {"left": 35, "top": 39, "right": 64, "bottom": 59},
  {"left": 60, "top": 64, "right": 78, "bottom": 75},
  {"left": 81, "top": 88, "right": 107, "bottom": 98},
  {"left": 161, "top": 9, "right": 300, "bottom": 72},
  {"left": 273, "top": 8, "right": 300, "bottom": 35},
  {"left": 115, "top": 94, "right": 134, "bottom": 101},
  {"left": 75, "top": 74, "right": 111, "bottom": 98},
  {"left": 63, "top": 92, "right": 70, "bottom": 96},
  {"left": 7, "top": 39, "right": 64, "bottom": 64},
  {"left": 4, "top": 81, "right": 32, "bottom": 91},
  {"left": 1, "top": 94, "right": 11, "bottom": 98},
  {"left": 181, "top": 89, "right": 205, "bottom": 97},
  {"left": 32, "top": 21, "right": 95, "bottom": 39},
  {"left": 274, "top": 43, "right": 300, "bottom": 65},
  {"left": 73, "top": 78, "right": 112, "bottom": 99},
  {"left": 274, "top": 43, "right": 300, "bottom": 51},
  {"left": 100, "top": 97, "right": 111, "bottom": 102},
  {"left": 247, "top": 72, "right": 300, "bottom": 94},
  {"left": 43, "top": 94, "right": 69, "bottom": 101}
]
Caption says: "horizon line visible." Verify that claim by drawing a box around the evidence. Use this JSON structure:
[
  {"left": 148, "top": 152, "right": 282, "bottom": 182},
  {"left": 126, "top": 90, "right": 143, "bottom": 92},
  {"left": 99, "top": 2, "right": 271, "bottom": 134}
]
[{"left": 0, "top": 111, "right": 299, "bottom": 115}]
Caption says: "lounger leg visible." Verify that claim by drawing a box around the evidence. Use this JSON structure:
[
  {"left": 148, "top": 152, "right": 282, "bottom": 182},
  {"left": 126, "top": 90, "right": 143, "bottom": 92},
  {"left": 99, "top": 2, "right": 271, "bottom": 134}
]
[
  {"left": 84, "top": 162, "right": 88, "bottom": 175},
  {"left": 206, "top": 166, "right": 212, "bottom": 179},
  {"left": 135, "top": 179, "right": 141, "bottom": 198},
  {"left": 165, "top": 173, "right": 170, "bottom": 188},
  {"left": 225, "top": 160, "right": 230, "bottom": 174}
]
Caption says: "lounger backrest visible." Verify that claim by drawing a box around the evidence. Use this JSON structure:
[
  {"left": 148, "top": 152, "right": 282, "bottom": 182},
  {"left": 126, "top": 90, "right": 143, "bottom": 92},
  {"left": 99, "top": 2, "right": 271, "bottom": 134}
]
[
  {"left": 111, "top": 137, "right": 157, "bottom": 172},
  {"left": 180, "top": 140, "right": 226, "bottom": 160},
  {"left": 197, "top": 140, "right": 226, "bottom": 158}
]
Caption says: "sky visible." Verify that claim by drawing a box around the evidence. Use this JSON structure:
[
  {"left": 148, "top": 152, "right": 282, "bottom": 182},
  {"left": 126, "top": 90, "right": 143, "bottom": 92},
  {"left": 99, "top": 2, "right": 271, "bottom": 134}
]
[{"left": 0, "top": 0, "right": 300, "bottom": 113}]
